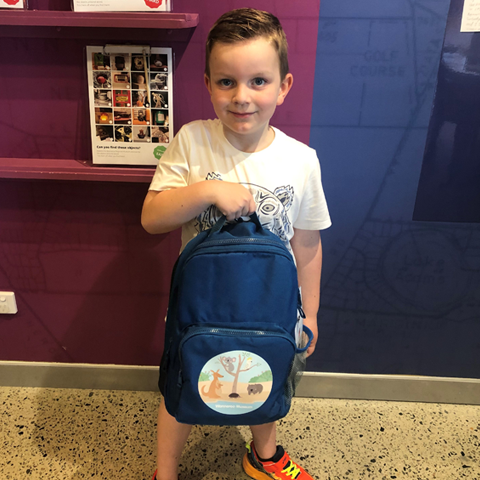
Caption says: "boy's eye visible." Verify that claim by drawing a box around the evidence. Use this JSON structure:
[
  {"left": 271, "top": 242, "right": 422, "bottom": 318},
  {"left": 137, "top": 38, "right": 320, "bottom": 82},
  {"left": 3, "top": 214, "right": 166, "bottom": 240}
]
[
  {"left": 219, "top": 79, "right": 233, "bottom": 87},
  {"left": 253, "top": 78, "right": 266, "bottom": 86}
]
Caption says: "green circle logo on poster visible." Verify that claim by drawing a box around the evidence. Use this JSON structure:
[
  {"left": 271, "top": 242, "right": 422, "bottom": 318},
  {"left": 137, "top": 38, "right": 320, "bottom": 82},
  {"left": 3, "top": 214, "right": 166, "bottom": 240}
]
[
  {"left": 198, "top": 351, "right": 272, "bottom": 415},
  {"left": 153, "top": 145, "right": 166, "bottom": 160}
]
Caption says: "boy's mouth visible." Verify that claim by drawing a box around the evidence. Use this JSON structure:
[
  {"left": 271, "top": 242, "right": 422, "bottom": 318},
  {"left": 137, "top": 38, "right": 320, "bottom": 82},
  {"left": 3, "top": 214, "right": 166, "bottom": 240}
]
[{"left": 230, "top": 111, "right": 254, "bottom": 118}]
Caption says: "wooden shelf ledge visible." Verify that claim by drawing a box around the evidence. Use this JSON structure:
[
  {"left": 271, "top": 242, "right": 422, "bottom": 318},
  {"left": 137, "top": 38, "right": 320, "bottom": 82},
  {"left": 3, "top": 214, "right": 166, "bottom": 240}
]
[
  {"left": 0, "top": 158, "right": 155, "bottom": 183},
  {"left": 0, "top": 11, "right": 199, "bottom": 29}
]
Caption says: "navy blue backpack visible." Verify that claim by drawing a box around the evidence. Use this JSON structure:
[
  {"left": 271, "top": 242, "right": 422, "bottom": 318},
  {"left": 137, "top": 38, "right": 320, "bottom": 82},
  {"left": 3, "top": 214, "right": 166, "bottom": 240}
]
[{"left": 159, "top": 213, "right": 312, "bottom": 425}]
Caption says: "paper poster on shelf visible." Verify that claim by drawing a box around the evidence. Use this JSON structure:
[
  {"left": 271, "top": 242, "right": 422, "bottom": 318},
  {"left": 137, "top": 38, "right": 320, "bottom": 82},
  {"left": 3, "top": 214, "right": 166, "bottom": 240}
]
[
  {"left": 461, "top": 0, "right": 480, "bottom": 31},
  {"left": 73, "top": 0, "right": 171, "bottom": 12},
  {"left": 86, "top": 45, "right": 173, "bottom": 166},
  {"left": 0, "top": 0, "right": 27, "bottom": 9}
]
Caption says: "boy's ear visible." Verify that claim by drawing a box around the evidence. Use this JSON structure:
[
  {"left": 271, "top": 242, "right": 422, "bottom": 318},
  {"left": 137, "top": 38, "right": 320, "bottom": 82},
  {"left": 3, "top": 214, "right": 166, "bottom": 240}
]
[
  {"left": 204, "top": 74, "right": 213, "bottom": 95},
  {"left": 276, "top": 73, "right": 294, "bottom": 106}
]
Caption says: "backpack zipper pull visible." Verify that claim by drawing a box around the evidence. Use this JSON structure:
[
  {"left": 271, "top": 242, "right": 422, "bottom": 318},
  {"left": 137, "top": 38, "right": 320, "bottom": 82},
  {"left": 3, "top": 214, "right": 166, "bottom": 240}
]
[{"left": 297, "top": 290, "right": 306, "bottom": 318}]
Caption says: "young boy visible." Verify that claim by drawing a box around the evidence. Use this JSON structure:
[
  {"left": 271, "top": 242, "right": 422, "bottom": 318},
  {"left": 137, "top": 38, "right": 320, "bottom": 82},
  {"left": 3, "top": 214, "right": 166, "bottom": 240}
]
[{"left": 142, "top": 8, "right": 331, "bottom": 480}]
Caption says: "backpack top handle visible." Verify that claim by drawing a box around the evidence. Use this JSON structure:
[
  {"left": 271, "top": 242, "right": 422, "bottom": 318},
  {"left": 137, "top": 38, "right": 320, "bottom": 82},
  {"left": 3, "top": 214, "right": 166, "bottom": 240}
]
[{"left": 209, "top": 212, "right": 263, "bottom": 235}]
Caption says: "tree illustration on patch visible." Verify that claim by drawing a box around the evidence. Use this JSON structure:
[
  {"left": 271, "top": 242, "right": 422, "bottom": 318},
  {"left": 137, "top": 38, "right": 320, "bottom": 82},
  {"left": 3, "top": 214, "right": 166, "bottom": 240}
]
[{"left": 219, "top": 353, "right": 259, "bottom": 398}]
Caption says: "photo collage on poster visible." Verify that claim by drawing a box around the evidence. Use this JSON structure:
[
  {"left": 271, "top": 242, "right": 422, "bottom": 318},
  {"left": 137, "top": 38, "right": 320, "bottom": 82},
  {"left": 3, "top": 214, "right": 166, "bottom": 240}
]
[{"left": 90, "top": 47, "right": 171, "bottom": 147}]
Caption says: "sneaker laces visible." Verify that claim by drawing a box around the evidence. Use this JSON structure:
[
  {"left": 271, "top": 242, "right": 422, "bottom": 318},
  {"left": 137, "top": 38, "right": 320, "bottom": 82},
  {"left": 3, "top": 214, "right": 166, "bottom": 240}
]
[
  {"left": 282, "top": 460, "right": 301, "bottom": 479},
  {"left": 247, "top": 441, "right": 302, "bottom": 479}
]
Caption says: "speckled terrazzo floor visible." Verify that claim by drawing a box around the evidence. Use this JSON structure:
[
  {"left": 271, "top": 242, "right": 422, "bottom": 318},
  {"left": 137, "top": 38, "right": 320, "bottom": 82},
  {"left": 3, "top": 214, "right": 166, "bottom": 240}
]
[{"left": 1, "top": 387, "right": 479, "bottom": 479}]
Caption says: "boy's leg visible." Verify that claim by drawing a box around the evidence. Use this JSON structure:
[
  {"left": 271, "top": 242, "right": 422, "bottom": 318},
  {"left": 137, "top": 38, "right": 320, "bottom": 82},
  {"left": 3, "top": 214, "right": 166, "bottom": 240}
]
[
  {"left": 249, "top": 422, "right": 277, "bottom": 459},
  {"left": 156, "top": 400, "right": 192, "bottom": 480}
]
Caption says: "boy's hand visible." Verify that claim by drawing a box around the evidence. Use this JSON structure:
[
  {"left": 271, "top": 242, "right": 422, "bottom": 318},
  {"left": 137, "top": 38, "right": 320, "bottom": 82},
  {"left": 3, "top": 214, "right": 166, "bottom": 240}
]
[
  {"left": 303, "top": 316, "right": 318, "bottom": 357},
  {"left": 209, "top": 181, "right": 256, "bottom": 221}
]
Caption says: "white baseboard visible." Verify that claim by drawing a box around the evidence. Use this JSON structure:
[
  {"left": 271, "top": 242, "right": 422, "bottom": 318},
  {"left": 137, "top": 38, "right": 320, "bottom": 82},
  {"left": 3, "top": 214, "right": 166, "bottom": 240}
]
[
  {"left": 0, "top": 361, "right": 159, "bottom": 392},
  {"left": 1, "top": 361, "right": 480, "bottom": 405},
  {"left": 295, "top": 371, "right": 480, "bottom": 405}
]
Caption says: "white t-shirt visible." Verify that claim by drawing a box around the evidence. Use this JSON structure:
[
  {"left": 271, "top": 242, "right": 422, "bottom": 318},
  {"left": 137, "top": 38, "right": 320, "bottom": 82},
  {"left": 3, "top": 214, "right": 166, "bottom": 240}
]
[{"left": 149, "top": 119, "right": 331, "bottom": 253}]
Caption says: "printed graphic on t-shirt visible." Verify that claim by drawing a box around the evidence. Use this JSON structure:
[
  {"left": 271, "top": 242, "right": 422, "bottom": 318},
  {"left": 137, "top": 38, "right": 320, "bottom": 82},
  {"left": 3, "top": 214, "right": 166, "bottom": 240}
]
[
  {"left": 196, "top": 173, "right": 294, "bottom": 249},
  {"left": 198, "top": 350, "right": 272, "bottom": 415}
]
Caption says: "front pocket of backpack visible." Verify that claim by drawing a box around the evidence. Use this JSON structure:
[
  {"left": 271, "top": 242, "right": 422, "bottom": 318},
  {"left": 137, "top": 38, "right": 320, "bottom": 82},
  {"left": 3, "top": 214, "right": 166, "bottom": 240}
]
[{"left": 174, "top": 325, "right": 296, "bottom": 425}]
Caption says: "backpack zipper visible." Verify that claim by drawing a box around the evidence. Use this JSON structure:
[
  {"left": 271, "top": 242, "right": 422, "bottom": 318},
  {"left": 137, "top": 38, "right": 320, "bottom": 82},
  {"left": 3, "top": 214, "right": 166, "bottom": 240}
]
[
  {"left": 191, "top": 240, "right": 294, "bottom": 262},
  {"left": 176, "top": 326, "right": 295, "bottom": 388},
  {"left": 198, "top": 237, "right": 285, "bottom": 248}
]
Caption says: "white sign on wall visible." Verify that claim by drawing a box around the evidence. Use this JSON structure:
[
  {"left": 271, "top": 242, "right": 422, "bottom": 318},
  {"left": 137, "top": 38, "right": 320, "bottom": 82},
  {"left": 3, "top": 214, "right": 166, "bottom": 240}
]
[
  {"left": 72, "top": 0, "right": 171, "bottom": 12},
  {"left": 0, "top": 0, "right": 27, "bottom": 9},
  {"left": 461, "top": 0, "right": 480, "bottom": 32},
  {"left": 86, "top": 45, "right": 173, "bottom": 166}
]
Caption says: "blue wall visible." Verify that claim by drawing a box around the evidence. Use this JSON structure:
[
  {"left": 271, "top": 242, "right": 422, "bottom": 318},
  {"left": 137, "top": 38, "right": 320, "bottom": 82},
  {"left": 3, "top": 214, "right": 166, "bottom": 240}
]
[{"left": 309, "top": 0, "right": 480, "bottom": 378}]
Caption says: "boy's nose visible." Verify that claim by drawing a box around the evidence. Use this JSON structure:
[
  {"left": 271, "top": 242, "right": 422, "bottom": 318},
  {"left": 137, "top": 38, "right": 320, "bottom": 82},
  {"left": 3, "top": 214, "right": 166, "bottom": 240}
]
[{"left": 232, "top": 84, "right": 250, "bottom": 104}]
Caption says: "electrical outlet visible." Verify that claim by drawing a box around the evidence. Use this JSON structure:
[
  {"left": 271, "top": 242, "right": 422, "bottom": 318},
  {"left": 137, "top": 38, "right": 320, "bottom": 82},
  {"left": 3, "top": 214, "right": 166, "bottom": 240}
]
[{"left": 0, "top": 292, "right": 17, "bottom": 314}]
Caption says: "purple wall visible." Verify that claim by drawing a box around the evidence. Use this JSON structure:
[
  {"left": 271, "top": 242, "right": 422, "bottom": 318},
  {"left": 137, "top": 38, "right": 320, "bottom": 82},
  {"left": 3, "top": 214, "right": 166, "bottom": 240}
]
[{"left": 0, "top": 0, "right": 320, "bottom": 365}]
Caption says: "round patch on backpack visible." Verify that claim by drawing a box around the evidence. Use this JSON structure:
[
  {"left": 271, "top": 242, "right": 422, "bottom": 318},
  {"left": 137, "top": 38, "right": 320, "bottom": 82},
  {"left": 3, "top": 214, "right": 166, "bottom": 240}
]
[{"left": 198, "top": 351, "right": 272, "bottom": 415}]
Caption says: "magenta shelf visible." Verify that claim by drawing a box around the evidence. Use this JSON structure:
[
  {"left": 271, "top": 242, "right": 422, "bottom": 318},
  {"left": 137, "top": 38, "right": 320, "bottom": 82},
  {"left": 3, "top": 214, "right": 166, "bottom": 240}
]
[
  {"left": 0, "top": 10, "right": 199, "bottom": 183},
  {"left": 0, "top": 158, "right": 155, "bottom": 183},
  {"left": 0, "top": 10, "right": 199, "bottom": 29},
  {"left": 0, "top": 10, "right": 198, "bottom": 182}
]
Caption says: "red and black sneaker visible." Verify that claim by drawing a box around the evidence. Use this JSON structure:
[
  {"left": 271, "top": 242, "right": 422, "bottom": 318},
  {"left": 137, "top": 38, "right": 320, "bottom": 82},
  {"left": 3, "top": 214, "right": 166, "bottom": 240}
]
[{"left": 242, "top": 441, "right": 314, "bottom": 480}]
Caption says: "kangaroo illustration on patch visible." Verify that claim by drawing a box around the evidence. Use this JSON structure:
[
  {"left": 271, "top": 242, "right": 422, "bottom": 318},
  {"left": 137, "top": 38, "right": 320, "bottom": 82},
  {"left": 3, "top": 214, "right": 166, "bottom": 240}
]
[{"left": 196, "top": 173, "right": 294, "bottom": 250}]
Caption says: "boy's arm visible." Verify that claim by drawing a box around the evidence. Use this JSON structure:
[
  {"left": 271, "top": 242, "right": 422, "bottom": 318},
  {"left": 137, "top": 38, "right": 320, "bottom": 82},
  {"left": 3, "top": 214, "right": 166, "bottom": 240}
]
[
  {"left": 290, "top": 228, "right": 323, "bottom": 357},
  {"left": 141, "top": 181, "right": 256, "bottom": 234}
]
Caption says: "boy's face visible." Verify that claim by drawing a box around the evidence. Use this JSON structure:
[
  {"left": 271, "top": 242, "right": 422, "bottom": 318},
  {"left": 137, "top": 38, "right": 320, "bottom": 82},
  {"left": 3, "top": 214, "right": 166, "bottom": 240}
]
[{"left": 205, "top": 37, "right": 293, "bottom": 152}]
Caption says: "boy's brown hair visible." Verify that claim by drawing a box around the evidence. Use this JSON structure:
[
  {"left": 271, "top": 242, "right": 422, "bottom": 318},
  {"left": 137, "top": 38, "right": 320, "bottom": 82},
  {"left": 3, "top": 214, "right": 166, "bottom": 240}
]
[{"left": 205, "top": 8, "right": 289, "bottom": 80}]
